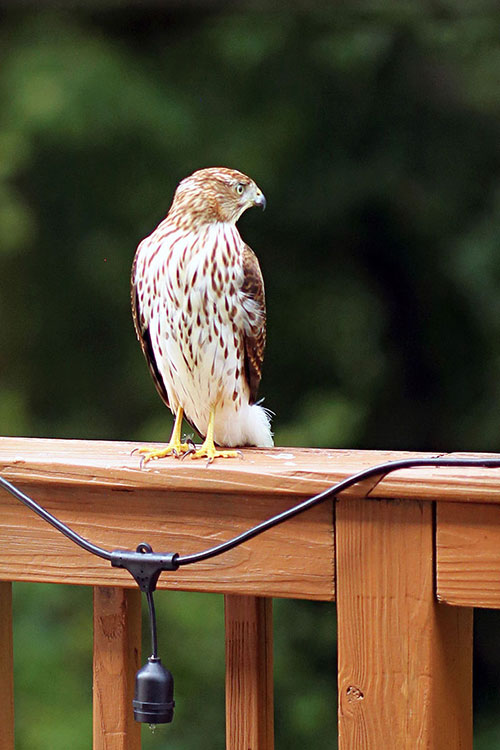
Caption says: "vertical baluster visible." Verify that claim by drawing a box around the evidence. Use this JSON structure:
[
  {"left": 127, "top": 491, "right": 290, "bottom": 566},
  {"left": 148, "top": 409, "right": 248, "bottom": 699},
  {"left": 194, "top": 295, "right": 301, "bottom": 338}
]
[
  {"left": 336, "top": 498, "right": 473, "bottom": 750},
  {"left": 93, "top": 587, "right": 142, "bottom": 750},
  {"left": 225, "top": 594, "right": 274, "bottom": 750},
  {"left": 0, "top": 581, "right": 14, "bottom": 750}
]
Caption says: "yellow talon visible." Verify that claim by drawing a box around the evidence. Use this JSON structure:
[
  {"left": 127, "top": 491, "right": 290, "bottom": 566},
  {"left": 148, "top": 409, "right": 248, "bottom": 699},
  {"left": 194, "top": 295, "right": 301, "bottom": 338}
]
[
  {"left": 189, "top": 407, "right": 242, "bottom": 464},
  {"left": 135, "top": 406, "right": 190, "bottom": 466},
  {"left": 136, "top": 442, "right": 191, "bottom": 465},
  {"left": 189, "top": 445, "right": 241, "bottom": 464}
]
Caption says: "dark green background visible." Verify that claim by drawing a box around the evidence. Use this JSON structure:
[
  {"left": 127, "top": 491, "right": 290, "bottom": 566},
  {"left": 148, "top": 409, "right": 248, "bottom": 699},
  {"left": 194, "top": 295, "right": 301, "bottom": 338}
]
[{"left": 2, "top": 3, "right": 500, "bottom": 747}]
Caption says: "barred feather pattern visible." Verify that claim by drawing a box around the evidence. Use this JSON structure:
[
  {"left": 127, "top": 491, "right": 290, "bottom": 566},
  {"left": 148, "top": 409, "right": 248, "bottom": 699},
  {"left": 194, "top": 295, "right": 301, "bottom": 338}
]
[{"left": 132, "top": 167, "right": 273, "bottom": 448}]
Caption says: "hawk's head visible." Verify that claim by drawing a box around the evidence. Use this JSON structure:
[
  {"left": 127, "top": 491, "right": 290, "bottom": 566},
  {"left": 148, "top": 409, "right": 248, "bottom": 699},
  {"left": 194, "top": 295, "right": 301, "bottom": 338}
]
[{"left": 169, "top": 167, "right": 266, "bottom": 230}]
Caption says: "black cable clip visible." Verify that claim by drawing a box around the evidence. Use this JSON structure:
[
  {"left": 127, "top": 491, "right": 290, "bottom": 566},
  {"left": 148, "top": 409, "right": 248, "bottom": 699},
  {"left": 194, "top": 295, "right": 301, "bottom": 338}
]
[{"left": 110, "top": 543, "right": 179, "bottom": 593}]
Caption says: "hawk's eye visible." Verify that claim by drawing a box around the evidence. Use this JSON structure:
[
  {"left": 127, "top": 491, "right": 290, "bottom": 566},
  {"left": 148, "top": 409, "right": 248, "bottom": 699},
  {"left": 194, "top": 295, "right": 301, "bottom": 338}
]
[{"left": 236, "top": 183, "right": 245, "bottom": 195}]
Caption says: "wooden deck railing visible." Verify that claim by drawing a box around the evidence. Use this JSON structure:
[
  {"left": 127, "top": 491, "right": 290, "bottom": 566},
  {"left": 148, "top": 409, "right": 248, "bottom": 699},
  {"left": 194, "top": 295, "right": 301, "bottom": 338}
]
[{"left": 1, "top": 437, "right": 500, "bottom": 748}]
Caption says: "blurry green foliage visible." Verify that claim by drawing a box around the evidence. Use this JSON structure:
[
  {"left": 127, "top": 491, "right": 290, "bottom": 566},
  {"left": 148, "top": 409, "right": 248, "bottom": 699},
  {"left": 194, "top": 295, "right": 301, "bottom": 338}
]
[{"left": 2, "top": 2, "right": 500, "bottom": 748}]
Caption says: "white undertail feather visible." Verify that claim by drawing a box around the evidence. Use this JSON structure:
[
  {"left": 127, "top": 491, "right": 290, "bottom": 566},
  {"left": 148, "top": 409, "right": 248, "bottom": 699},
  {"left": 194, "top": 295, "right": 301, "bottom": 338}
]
[{"left": 213, "top": 401, "right": 274, "bottom": 448}]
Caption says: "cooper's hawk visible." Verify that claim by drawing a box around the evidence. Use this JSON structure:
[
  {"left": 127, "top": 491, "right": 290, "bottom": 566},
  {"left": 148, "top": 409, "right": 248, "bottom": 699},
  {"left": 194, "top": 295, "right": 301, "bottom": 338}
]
[{"left": 131, "top": 167, "right": 273, "bottom": 463}]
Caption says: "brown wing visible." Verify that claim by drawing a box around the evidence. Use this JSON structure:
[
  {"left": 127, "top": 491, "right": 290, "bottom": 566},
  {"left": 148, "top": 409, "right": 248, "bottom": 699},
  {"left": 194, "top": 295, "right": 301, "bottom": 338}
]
[
  {"left": 241, "top": 243, "right": 267, "bottom": 404},
  {"left": 131, "top": 252, "right": 171, "bottom": 411}
]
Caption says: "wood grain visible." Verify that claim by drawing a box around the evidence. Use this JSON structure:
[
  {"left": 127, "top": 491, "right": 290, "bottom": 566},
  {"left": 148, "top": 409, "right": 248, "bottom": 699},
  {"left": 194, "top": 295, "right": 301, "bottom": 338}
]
[
  {"left": 0, "top": 582, "right": 14, "bottom": 750},
  {"left": 336, "top": 498, "right": 472, "bottom": 750},
  {"left": 1, "top": 436, "right": 500, "bottom": 503},
  {"left": 437, "top": 501, "right": 500, "bottom": 608},
  {"left": 0, "top": 482, "right": 334, "bottom": 600},
  {"left": 93, "top": 587, "right": 142, "bottom": 750},
  {"left": 225, "top": 595, "right": 273, "bottom": 750}
]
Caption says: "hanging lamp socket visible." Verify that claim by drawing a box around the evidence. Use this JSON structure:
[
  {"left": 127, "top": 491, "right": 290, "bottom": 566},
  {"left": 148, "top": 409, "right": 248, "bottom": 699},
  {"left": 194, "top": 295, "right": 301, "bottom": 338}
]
[{"left": 133, "top": 656, "right": 175, "bottom": 724}]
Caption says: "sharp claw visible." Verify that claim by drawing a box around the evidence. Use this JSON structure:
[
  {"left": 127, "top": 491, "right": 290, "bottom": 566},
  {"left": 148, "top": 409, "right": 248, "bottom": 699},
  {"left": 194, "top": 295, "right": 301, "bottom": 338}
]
[
  {"left": 180, "top": 438, "right": 197, "bottom": 460},
  {"left": 130, "top": 447, "right": 139, "bottom": 456},
  {"left": 139, "top": 455, "right": 147, "bottom": 470},
  {"left": 180, "top": 446, "right": 196, "bottom": 460}
]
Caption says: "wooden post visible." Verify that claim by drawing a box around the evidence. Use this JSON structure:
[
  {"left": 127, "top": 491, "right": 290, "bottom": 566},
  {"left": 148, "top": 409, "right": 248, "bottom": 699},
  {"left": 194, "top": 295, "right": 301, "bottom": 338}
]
[
  {"left": 0, "top": 581, "right": 14, "bottom": 750},
  {"left": 225, "top": 595, "right": 274, "bottom": 750},
  {"left": 93, "top": 587, "right": 142, "bottom": 750},
  {"left": 336, "top": 498, "right": 473, "bottom": 750}
]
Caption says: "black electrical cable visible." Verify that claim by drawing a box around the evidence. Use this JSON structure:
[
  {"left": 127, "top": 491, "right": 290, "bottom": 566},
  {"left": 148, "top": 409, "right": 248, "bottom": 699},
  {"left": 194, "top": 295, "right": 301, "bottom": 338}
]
[
  {"left": 2, "top": 456, "right": 500, "bottom": 572},
  {"left": 175, "top": 455, "right": 500, "bottom": 566},
  {"left": 146, "top": 591, "right": 158, "bottom": 659}
]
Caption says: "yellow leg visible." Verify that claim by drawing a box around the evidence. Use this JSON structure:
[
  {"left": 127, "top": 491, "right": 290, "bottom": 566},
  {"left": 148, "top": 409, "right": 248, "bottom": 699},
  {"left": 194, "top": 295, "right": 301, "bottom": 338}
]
[
  {"left": 135, "top": 406, "right": 190, "bottom": 465},
  {"left": 190, "top": 407, "right": 242, "bottom": 464}
]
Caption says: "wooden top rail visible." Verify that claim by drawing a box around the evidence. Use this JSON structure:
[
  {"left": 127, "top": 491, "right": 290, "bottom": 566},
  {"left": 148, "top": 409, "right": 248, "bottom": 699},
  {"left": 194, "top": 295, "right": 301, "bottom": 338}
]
[{"left": 1, "top": 436, "right": 500, "bottom": 502}]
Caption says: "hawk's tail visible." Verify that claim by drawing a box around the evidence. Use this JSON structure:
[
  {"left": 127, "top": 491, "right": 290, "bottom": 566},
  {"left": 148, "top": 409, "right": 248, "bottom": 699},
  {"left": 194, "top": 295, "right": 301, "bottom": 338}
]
[
  {"left": 214, "top": 401, "right": 274, "bottom": 448},
  {"left": 245, "top": 402, "right": 274, "bottom": 448}
]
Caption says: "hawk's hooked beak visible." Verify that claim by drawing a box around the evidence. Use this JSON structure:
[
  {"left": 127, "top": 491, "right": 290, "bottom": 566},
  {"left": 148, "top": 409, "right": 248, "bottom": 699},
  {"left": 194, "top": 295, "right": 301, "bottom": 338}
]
[{"left": 253, "top": 191, "right": 267, "bottom": 211}]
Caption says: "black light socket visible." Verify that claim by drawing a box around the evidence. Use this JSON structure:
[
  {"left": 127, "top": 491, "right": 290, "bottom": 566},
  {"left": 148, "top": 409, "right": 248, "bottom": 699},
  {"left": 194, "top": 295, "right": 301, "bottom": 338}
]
[{"left": 133, "top": 656, "right": 175, "bottom": 724}]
